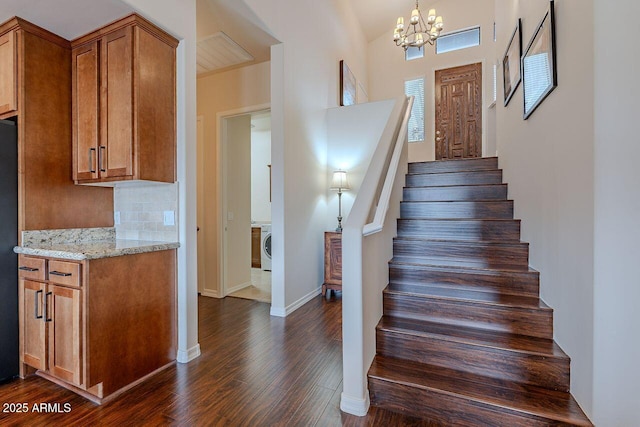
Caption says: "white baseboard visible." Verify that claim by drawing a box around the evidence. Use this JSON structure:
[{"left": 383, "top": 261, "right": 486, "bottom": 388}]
[
  {"left": 226, "top": 281, "right": 252, "bottom": 295},
  {"left": 340, "top": 391, "right": 370, "bottom": 416},
  {"left": 176, "top": 343, "right": 201, "bottom": 364},
  {"left": 200, "top": 288, "right": 219, "bottom": 298},
  {"left": 270, "top": 286, "right": 321, "bottom": 317}
]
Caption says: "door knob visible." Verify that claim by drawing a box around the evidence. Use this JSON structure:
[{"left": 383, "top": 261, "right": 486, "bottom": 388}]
[{"left": 436, "top": 131, "right": 441, "bottom": 136}]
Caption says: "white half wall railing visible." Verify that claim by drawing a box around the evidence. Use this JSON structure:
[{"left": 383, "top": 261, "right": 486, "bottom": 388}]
[{"left": 340, "top": 95, "right": 414, "bottom": 416}]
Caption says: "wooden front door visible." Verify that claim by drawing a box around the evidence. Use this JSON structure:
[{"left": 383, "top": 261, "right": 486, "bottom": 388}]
[{"left": 435, "top": 63, "right": 482, "bottom": 160}]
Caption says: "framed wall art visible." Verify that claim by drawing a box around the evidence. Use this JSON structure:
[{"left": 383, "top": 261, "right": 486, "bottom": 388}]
[
  {"left": 522, "top": 1, "right": 557, "bottom": 119},
  {"left": 339, "top": 60, "right": 356, "bottom": 106},
  {"left": 502, "top": 18, "right": 522, "bottom": 106}
]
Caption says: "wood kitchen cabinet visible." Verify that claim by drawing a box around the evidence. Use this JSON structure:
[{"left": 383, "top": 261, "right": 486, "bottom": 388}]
[
  {"left": 18, "top": 250, "right": 176, "bottom": 404},
  {"left": 252, "top": 227, "right": 261, "bottom": 268},
  {"left": 0, "top": 30, "right": 17, "bottom": 116},
  {"left": 71, "top": 14, "right": 178, "bottom": 185},
  {"left": 19, "top": 257, "right": 83, "bottom": 387},
  {"left": 0, "top": 17, "right": 114, "bottom": 234}
]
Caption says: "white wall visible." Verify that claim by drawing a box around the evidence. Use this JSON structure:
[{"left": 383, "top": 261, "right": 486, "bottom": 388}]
[
  {"left": 593, "top": 0, "right": 640, "bottom": 425},
  {"left": 368, "top": 0, "right": 496, "bottom": 162},
  {"left": 326, "top": 100, "right": 396, "bottom": 232},
  {"left": 251, "top": 129, "right": 272, "bottom": 223},
  {"left": 243, "top": 0, "right": 369, "bottom": 315},
  {"left": 122, "top": 0, "right": 200, "bottom": 363},
  {"left": 494, "top": 0, "right": 594, "bottom": 416}
]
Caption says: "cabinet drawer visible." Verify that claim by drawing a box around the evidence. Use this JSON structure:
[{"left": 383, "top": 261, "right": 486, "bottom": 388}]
[
  {"left": 18, "top": 256, "right": 46, "bottom": 281},
  {"left": 48, "top": 260, "right": 81, "bottom": 287}
]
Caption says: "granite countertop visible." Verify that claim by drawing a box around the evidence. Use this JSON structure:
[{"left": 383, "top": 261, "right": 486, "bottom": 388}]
[{"left": 13, "top": 227, "right": 180, "bottom": 261}]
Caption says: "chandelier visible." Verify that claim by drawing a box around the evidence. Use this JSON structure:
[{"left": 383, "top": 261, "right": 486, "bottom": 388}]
[{"left": 393, "top": 1, "right": 444, "bottom": 51}]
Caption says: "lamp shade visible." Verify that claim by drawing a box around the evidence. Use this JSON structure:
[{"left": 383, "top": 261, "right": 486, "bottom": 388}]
[{"left": 330, "top": 170, "right": 350, "bottom": 191}]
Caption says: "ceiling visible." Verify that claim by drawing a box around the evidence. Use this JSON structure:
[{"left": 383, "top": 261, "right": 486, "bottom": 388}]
[
  {"left": 196, "top": 0, "right": 277, "bottom": 76},
  {"left": 1, "top": 0, "right": 434, "bottom": 73},
  {"left": 0, "top": 0, "right": 134, "bottom": 40},
  {"left": 348, "top": 0, "right": 442, "bottom": 42}
]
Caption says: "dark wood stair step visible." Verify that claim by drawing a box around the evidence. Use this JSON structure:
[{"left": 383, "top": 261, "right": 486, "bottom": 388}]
[
  {"left": 385, "top": 284, "right": 541, "bottom": 308},
  {"left": 388, "top": 261, "right": 540, "bottom": 298},
  {"left": 376, "top": 316, "right": 570, "bottom": 391},
  {"left": 406, "top": 169, "right": 503, "bottom": 187},
  {"left": 368, "top": 356, "right": 593, "bottom": 426},
  {"left": 391, "top": 255, "right": 531, "bottom": 271},
  {"left": 383, "top": 288, "right": 553, "bottom": 339},
  {"left": 409, "top": 157, "right": 499, "bottom": 175},
  {"left": 400, "top": 200, "right": 514, "bottom": 219},
  {"left": 403, "top": 184, "right": 508, "bottom": 202},
  {"left": 397, "top": 218, "right": 521, "bottom": 241},
  {"left": 393, "top": 239, "right": 530, "bottom": 268}
]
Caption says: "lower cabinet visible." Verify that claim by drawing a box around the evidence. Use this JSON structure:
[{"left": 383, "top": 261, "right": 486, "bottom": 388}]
[
  {"left": 18, "top": 250, "right": 176, "bottom": 403},
  {"left": 20, "top": 268, "right": 83, "bottom": 387}
]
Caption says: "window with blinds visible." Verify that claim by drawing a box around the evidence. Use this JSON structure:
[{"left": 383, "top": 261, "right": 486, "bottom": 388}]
[
  {"left": 404, "top": 78, "right": 425, "bottom": 143},
  {"left": 436, "top": 27, "right": 481, "bottom": 54}
]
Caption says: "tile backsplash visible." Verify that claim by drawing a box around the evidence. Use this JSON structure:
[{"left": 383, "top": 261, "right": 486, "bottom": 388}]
[{"left": 114, "top": 183, "right": 178, "bottom": 242}]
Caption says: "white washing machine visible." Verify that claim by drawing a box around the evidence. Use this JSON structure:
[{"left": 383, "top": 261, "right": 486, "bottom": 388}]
[{"left": 261, "top": 224, "right": 272, "bottom": 271}]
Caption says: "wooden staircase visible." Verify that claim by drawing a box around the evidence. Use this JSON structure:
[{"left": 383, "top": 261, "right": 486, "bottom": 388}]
[{"left": 368, "top": 157, "right": 592, "bottom": 426}]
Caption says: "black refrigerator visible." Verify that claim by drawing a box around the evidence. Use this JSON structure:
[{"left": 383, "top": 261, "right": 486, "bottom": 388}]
[{"left": 0, "top": 119, "right": 18, "bottom": 382}]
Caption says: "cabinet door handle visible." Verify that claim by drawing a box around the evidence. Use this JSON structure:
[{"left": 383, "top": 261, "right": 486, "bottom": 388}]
[
  {"left": 44, "top": 291, "right": 52, "bottom": 323},
  {"left": 19, "top": 266, "right": 39, "bottom": 272},
  {"left": 50, "top": 271, "right": 72, "bottom": 277},
  {"left": 89, "top": 147, "right": 97, "bottom": 173},
  {"left": 99, "top": 146, "right": 106, "bottom": 172},
  {"left": 34, "top": 290, "right": 43, "bottom": 319}
]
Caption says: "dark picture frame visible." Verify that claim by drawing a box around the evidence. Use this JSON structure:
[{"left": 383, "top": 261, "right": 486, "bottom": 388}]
[
  {"left": 339, "top": 60, "right": 356, "bottom": 106},
  {"left": 502, "top": 19, "right": 522, "bottom": 106},
  {"left": 522, "top": 1, "right": 557, "bottom": 119}
]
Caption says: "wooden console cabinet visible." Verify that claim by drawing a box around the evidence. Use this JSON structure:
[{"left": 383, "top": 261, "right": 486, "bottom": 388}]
[
  {"left": 71, "top": 14, "right": 178, "bottom": 185},
  {"left": 18, "top": 250, "right": 176, "bottom": 404},
  {"left": 322, "top": 232, "right": 342, "bottom": 298}
]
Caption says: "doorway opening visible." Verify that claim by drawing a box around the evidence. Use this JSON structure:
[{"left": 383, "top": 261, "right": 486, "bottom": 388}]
[{"left": 220, "top": 108, "right": 272, "bottom": 303}]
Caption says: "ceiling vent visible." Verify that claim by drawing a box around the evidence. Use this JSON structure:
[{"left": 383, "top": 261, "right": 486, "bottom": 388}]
[{"left": 197, "top": 31, "right": 254, "bottom": 74}]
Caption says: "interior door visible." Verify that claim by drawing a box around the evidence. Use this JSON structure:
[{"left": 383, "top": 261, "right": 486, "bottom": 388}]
[{"left": 435, "top": 63, "right": 482, "bottom": 160}]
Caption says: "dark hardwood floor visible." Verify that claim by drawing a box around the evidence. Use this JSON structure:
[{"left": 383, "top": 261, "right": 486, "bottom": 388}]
[{"left": 0, "top": 295, "right": 433, "bottom": 426}]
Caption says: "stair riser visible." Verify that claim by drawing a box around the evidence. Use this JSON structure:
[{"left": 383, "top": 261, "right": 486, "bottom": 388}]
[
  {"left": 393, "top": 240, "right": 529, "bottom": 268},
  {"left": 400, "top": 201, "right": 514, "bottom": 219},
  {"left": 404, "top": 185, "right": 508, "bottom": 202},
  {"left": 369, "top": 378, "right": 559, "bottom": 427},
  {"left": 376, "top": 330, "right": 570, "bottom": 391},
  {"left": 383, "top": 293, "right": 553, "bottom": 339},
  {"left": 406, "top": 170, "right": 503, "bottom": 187},
  {"left": 397, "top": 219, "right": 521, "bottom": 241},
  {"left": 388, "top": 265, "right": 540, "bottom": 297},
  {"left": 409, "top": 157, "right": 499, "bottom": 174}
]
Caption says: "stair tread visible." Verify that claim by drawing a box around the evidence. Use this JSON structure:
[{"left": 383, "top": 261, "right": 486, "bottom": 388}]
[
  {"left": 378, "top": 316, "right": 566, "bottom": 358},
  {"left": 404, "top": 183, "right": 507, "bottom": 189},
  {"left": 406, "top": 168, "right": 502, "bottom": 176},
  {"left": 384, "top": 285, "right": 546, "bottom": 308},
  {"left": 391, "top": 255, "right": 531, "bottom": 271},
  {"left": 394, "top": 237, "right": 528, "bottom": 246},
  {"left": 389, "top": 259, "right": 539, "bottom": 274},
  {"left": 410, "top": 157, "right": 498, "bottom": 166},
  {"left": 369, "top": 356, "right": 592, "bottom": 426},
  {"left": 384, "top": 287, "right": 551, "bottom": 311}
]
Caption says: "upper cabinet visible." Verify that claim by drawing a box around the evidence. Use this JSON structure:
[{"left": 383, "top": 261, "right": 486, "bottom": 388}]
[
  {"left": 0, "top": 29, "right": 17, "bottom": 117},
  {"left": 71, "top": 15, "right": 178, "bottom": 185}
]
